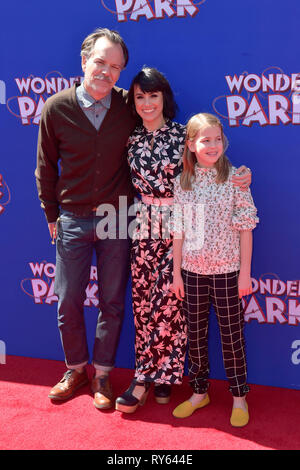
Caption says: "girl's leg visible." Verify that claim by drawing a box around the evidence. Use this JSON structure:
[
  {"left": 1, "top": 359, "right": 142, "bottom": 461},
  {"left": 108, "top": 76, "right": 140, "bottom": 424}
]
[
  {"left": 210, "top": 271, "right": 249, "bottom": 425},
  {"left": 173, "top": 270, "right": 214, "bottom": 418},
  {"left": 181, "top": 270, "right": 211, "bottom": 396},
  {"left": 232, "top": 396, "right": 247, "bottom": 410},
  {"left": 210, "top": 271, "right": 248, "bottom": 397}
]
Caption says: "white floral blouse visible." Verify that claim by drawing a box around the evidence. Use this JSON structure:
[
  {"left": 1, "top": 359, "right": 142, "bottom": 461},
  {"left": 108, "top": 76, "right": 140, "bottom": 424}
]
[{"left": 173, "top": 164, "right": 259, "bottom": 275}]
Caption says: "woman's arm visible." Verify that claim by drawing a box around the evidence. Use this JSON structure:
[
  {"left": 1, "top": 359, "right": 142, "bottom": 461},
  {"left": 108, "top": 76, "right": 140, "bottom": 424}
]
[
  {"left": 232, "top": 166, "right": 252, "bottom": 191},
  {"left": 172, "top": 233, "right": 185, "bottom": 301},
  {"left": 238, "top": 230, "right": 253, "bottom": 298}
]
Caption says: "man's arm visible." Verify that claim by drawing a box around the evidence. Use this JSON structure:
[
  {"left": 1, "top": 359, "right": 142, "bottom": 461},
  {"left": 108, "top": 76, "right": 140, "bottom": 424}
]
[{"left": 35, "top": 102, "right": 60, "bottom": 230}]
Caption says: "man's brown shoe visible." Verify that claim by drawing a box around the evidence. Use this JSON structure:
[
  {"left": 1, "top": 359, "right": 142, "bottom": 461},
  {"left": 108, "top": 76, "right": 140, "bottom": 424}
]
[
  {"left": 48, "top": 369, "right": 89, "bottom": 401},
  {"left": 91, "top": 375, "right": 113, "bottom": 410}
]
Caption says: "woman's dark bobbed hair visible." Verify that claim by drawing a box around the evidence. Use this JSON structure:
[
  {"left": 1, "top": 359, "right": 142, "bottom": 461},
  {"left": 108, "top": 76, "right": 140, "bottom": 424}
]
[{"left": 127, "top": 67, "right": 178, "bottom": 122}]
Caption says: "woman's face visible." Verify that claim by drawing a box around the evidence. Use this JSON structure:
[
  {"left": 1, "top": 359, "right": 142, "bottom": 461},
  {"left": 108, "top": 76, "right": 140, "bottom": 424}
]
[{"left": 134, "top": 85, "right": 164, "bottom": 130}]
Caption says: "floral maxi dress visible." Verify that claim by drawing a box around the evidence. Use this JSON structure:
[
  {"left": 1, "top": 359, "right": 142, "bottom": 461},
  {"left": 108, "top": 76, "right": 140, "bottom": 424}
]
[{"left": 127, "top": 120, "right": 187, "bottom": 385}]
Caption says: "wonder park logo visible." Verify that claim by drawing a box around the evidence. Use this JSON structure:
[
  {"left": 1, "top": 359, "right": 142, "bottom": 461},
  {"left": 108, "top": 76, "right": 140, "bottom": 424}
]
[
  {"left": 243, "top": 274, "right": 300, "bottom": 326},
  {"left": 6, "top": 73, "right": 82, "bottom": 126},
  {"left": 21, "top": 263, "right": 300, "bottom": 327},
  {"left": 213, "top": 69, "right": 300, "bottom": 127},
  {"left": 21, "top": 262, "right": 99, "bottom": 307},
  {"left": 101, "top": 0, "right": 206, "bottom": 21}
]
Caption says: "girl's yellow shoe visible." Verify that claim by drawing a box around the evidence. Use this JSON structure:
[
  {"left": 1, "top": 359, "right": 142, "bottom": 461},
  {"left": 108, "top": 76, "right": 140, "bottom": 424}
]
[
  {"left": 230, "top": 403, "right": 249, "bottom": 427},
  {"left": 172, "top": 395, "right": 210, "bottom": 418}
]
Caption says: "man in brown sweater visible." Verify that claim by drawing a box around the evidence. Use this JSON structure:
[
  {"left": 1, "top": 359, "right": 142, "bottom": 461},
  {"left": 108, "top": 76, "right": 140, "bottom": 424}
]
[{"left": 35, "top": 28, "right": 136, "bottom": 409}]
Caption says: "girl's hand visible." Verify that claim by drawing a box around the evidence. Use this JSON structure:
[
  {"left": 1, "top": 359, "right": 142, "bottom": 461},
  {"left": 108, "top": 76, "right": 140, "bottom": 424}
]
[
  {"left": 238, "top": 271, "right": 252, "bottom": 298},
  {"left": 172, "top": 274, "right": 185, "bottom": 301}
]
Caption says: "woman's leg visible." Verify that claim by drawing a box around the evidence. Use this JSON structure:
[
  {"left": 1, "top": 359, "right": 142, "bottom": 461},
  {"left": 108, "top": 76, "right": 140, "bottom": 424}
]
[{"left": 132, "top": 237, "right": 187, "bottom": 384}]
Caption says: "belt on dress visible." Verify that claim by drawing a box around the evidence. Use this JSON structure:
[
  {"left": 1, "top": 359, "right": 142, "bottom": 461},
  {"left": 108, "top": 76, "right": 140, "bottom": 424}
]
[{"left": 141, "top": 194, "right": 174, "bottom": 206}]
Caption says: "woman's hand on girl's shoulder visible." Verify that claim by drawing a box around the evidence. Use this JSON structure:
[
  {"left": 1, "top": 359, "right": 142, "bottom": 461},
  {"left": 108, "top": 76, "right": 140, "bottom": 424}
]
[{"left": 232, "top": 166, "right": 252, "bottom": 192}]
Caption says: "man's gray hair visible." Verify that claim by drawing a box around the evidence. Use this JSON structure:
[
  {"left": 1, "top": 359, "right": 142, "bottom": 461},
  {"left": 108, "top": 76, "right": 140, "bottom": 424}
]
[{"left": 80, "top": 28, "right": 129, "bottom": 67}]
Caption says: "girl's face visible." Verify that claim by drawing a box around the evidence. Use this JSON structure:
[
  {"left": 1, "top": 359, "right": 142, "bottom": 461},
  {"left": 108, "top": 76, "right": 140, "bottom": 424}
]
[
  {"left": 134, "top": 85, "right": 164, "bottom": 130},
  {"left": 188, "top": 125, "right": 223, "bottom": 168}
]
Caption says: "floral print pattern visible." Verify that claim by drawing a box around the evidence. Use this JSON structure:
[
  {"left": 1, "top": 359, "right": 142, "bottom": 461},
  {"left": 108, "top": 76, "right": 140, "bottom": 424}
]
[
  {"left": 173, "top": 165, "right": 259, "bottom": 275},
  {"left": 127, "top": 121, "right": 187, "bottom": 384}
]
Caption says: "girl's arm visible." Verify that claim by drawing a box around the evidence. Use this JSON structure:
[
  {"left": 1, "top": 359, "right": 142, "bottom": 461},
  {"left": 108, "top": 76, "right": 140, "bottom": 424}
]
[
  {"left": 172, "top": 233, "right": 185, "bottom": 300},
  {"left": 239, "top": 230, "right": 253, "bottom": 298}
]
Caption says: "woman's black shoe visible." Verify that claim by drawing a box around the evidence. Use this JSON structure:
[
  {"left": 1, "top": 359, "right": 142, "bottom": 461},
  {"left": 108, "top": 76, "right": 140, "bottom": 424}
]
[
  {"left": 115, "top": 381, "right": 150, "bottom": 413},
  {"left": 154, "top": 384, "right": 171, "bottom": 404}
]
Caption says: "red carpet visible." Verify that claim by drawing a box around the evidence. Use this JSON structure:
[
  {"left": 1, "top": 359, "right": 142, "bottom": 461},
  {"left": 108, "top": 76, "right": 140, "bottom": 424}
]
[{"left": 0, "top": 355, "right": 299, "bottom": 451}]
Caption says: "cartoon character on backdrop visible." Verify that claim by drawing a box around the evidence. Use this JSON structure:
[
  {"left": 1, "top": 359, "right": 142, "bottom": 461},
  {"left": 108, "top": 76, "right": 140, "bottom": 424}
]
[{"left": 0, "top": 173, "right": 11, "bottom": 214}]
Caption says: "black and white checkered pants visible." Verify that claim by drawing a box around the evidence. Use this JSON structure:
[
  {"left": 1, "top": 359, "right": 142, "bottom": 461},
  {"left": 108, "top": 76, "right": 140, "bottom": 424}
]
[{"left": 182, "top": 270, "right": 249, "bottom": 397}]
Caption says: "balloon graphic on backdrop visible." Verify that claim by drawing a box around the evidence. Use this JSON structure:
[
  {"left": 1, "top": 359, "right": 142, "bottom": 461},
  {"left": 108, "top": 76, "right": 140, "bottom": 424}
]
[{"left": 0, "top": 174, "right": 11, "bottom": 215}]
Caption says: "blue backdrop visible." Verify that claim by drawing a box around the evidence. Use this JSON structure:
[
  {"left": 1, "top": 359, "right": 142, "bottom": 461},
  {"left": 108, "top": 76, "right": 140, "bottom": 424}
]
[{"left": 1, "top": 0, "right": 299, "bottom": 389}]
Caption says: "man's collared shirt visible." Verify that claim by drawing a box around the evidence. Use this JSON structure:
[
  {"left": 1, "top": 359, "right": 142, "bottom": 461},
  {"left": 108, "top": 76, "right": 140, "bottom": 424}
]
[{"left": 76, "top": 82, "right": 111, "bottom": 131}]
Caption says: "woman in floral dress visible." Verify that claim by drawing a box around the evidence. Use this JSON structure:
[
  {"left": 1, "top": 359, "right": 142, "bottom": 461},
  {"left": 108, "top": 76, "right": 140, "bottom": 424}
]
[
  {"left": 115, "top": 68, "right": 187, "bottom": 413},
  {"left": 115, "top": 67, "right": 251, "bottom": 414}
]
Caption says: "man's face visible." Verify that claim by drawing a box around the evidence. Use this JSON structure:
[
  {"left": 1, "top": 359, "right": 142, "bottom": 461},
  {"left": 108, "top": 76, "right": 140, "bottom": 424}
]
[{"left": 82, "top": 36, "right": 125, "bottom": 100}]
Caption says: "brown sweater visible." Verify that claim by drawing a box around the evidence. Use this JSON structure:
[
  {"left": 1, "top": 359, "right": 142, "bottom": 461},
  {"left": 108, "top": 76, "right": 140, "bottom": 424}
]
[{"left": 35, "top": 84, "right": 137, "bottom": 223}]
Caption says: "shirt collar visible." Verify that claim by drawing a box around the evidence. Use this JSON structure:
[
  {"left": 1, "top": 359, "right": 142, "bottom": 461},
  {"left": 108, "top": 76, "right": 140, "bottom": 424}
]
[
  {"left": 76, "top": 82, "right": 111, "bottom": 109},
  {"left": 195, "top": 163, "right": 217, "bottom": 176}
]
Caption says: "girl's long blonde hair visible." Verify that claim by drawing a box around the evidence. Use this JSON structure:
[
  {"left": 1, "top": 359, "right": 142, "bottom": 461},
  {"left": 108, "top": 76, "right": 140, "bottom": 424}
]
[{"left": 180, "top": 113, "right": 231, "bottom": 190}]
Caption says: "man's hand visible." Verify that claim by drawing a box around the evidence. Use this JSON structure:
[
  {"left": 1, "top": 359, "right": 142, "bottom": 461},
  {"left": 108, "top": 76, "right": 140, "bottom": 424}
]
[
  {"left": 48, "top": 222, "right": 57, "bottom": 244},
  {"left": 232, "top": 165, "right": 252, "bottom": 192}
]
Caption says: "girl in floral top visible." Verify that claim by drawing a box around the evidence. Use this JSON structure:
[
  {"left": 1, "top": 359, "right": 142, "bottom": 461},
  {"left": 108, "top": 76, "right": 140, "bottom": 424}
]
[
  {"left": 172, "top": 113, "right": 258, "bottom": 427},
  {"left": 115, "top": 69, "right": 252, "bottom": 415}
]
